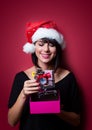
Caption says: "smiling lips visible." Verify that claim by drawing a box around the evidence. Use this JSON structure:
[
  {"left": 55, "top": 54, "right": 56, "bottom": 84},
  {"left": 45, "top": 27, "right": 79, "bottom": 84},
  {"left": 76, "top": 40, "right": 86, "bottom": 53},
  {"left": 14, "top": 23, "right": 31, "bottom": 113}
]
[{"left": 41, "top": 54, "right": 51, "bottom": 59}]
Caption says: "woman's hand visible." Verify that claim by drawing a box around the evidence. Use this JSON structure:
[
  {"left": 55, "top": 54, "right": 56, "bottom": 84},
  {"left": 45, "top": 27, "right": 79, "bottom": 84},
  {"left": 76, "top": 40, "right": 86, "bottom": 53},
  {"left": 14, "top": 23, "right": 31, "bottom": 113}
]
[
  {"left": 22, "top": 79, "right": 40, "bottom": 97},
  {"left": 8, "top": 79, "right": 40, "bottom": 127},
  {"left": 57, "top": 110, "right": 80, "bottom": 126}
]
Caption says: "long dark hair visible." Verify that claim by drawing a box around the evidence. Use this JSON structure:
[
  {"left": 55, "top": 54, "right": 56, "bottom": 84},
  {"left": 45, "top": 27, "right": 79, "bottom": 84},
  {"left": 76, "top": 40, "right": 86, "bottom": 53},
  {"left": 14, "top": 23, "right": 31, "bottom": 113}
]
[{"left": 31, "top": 38, "right": 63, "bottom": 71}]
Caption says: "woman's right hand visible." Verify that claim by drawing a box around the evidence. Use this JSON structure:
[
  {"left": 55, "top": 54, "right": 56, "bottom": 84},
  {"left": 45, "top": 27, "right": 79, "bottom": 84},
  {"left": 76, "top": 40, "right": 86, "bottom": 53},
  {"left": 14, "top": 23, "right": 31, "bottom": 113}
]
[
  {"left": 8, "top": 79, "right": 40, "bottom": 127},
  {"left": 22, "top": 79, "right": 40, "bottom": 97}
]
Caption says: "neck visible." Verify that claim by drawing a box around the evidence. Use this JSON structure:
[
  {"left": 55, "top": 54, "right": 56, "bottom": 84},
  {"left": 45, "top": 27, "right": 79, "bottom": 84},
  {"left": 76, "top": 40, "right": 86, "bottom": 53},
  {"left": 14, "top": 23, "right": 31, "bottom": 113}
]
[{"left": 36, "top": 62, "right": 54, "bottom": 70}]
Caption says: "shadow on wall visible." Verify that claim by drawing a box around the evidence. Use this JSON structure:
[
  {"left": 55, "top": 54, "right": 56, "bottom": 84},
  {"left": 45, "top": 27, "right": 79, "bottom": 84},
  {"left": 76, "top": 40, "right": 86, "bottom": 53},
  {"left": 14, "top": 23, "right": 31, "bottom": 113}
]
[{"left": 79, "top": 86, "right": 86, "bottom": 130}]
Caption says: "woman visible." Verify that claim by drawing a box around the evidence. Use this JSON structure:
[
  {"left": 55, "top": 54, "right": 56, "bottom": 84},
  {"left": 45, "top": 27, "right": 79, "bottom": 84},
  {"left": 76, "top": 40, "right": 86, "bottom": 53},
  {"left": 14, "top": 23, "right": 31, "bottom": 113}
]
[{"left": 8, "top": 21, "right": 81, "bottom": 130}]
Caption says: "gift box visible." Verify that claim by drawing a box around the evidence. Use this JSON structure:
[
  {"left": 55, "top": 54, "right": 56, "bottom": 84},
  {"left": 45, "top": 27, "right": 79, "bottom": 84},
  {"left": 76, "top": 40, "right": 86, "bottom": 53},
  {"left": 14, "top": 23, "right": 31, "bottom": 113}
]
[
  {"left": 29, "top": 91, "right": 60, "bottom": 114},
  {"left": 29, "top": 69, "right": 60, "bottom": 114}
]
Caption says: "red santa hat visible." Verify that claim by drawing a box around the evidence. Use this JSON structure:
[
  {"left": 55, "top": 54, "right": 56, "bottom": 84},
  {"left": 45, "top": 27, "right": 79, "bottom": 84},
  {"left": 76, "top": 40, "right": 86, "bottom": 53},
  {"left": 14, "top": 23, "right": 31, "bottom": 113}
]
[{"left": 23, "top": 20, "right": 65, "bottom": 54}]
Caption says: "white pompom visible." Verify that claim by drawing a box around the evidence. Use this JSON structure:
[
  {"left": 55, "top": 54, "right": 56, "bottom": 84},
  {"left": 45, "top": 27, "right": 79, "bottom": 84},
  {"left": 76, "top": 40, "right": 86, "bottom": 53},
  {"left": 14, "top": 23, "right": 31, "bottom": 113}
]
[
  {"left": 60, "top": 35, "right": 66, "bottom": 50},
  {"left": 23, "top": 42, "right": 35, "bottom": 54}
]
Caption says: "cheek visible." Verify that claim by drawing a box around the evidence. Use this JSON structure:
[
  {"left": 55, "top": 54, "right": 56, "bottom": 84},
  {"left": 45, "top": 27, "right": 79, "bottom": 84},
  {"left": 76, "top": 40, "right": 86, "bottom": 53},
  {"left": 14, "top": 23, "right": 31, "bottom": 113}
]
[
  {"left": 35, "top": 47, "right": 42, "bottom": 57},
  {"left": 51, "top": 48, "right": 56, "bottom": 55},
  {"left": 53, "top": 52, "right": 56, "bottom": 58},
  {"left": 35, "top": 46, "right": 41, "bottom": 53},
  {"left": 53, "top": 49, "right": 57, "bottom": 57}
]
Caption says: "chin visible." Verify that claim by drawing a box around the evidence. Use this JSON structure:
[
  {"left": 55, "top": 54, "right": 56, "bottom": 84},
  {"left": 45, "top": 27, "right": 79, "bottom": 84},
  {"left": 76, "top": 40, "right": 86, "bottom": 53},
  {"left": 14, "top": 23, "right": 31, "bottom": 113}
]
[{"left": 41, "top": 59, "right": 52, "bottom": 63}]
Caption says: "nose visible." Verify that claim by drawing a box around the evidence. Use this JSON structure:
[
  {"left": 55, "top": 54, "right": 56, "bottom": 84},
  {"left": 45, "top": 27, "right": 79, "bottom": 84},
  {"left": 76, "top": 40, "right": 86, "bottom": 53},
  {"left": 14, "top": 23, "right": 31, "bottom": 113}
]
[{"left": 43, "top": 43, "right": 49, "bottom": 51}]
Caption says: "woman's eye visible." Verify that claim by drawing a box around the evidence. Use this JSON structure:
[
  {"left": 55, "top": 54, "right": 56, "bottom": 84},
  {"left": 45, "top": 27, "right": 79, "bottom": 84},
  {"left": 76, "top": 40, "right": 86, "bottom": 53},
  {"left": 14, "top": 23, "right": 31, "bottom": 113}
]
[
  {"left": 37, "top": 41, "right": 55, "bottom": 47},
  {"left": 37, "top": 41, "right": 44, "bottom": 46},
  {"left": 38, "top": 42, "right": 44, "bottom": 46},
  {"left": 49, "top": 43, "right": 55, "bottom": 47}
]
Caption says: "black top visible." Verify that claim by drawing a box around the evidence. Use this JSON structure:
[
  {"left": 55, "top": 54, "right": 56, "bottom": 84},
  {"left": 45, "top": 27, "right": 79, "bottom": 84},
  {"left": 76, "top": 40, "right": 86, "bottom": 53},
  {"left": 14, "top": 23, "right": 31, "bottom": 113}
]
[{"left": 8, "top": 71, "right": 81, "bottom": 130}]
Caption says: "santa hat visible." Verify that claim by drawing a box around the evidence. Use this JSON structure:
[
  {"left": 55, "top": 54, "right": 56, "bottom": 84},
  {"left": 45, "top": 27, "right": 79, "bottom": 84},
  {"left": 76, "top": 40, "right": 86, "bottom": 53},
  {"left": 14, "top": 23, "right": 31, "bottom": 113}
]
[{"left": 23, "top": 21, "right": 65, "bottom": 54}]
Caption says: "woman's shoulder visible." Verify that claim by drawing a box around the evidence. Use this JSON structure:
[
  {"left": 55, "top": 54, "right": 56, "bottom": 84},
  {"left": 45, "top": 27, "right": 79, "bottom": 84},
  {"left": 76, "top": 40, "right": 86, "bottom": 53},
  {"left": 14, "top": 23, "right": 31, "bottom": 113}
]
[
  {"left": 13, "top": 66, "right": 35, "bottom": 79},
  {"left": 23, "top": 66, "right": 36, "bottom": 79},
  {"left": 55, "top": 68, "right": 70, "bottom": 82},
  {"left": 55, "top": 68, "right": 77, "bottom": 84}
]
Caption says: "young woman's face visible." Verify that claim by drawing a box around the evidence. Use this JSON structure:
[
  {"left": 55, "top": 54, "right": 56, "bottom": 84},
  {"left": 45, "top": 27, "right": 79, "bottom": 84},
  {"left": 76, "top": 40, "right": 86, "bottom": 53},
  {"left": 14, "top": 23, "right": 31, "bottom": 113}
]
[{"left": 35, "top": 39, "right": 57, "bottom": 65}]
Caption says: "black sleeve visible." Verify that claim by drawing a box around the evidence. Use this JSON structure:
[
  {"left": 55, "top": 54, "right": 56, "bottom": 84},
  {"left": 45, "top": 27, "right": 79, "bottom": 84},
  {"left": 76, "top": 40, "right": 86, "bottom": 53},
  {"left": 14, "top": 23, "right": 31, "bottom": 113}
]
[
  {"left": 8, "top": 72, "right": 26, "bottom": 108},
  {"left": 68, "top": 73, "right": 81, "bottom": 114}
]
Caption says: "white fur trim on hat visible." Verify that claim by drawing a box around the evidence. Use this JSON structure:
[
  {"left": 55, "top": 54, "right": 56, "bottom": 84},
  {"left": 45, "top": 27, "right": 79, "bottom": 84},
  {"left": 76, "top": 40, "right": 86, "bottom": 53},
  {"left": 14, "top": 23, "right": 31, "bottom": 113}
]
[
  {"left": 32, "top": 28, "right": 64, "bottom": 45},
  {"left": 23, "top": 28, "right": 65, "bottom": 54},
  {"left": 23, "top": 42, "right": 35, "bottom": 54}
]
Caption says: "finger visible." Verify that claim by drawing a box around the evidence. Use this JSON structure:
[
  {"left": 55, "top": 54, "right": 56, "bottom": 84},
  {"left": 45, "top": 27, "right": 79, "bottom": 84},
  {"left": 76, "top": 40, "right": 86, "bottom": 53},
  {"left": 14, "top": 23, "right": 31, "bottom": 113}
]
[
  {"left": 26, "top": 90, "right": 40, "bottom": 94},
  {"left": 24, "top": 86, "right": 40, "bottom": 91},
  {"left": 23, "top": 87, "right": 40, "bottom": 95},
  {"left": 25, "top": 79, "right": 37, "bottom": 84},
  {"left": 24, "top": 82, "right": 40, "bottom": 88}
]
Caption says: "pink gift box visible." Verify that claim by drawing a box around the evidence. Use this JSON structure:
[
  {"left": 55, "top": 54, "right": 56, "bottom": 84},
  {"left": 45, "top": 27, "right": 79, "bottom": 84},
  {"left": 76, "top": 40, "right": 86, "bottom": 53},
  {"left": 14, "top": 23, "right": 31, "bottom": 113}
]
[{"left": 29, "top": 94, "right": 60, "bottom": 114}]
